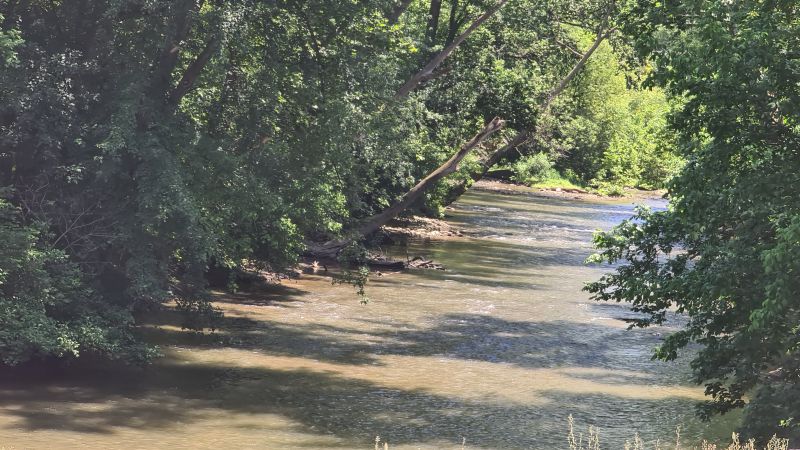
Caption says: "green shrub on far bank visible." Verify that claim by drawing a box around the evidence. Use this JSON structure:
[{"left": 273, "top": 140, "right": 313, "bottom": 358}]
[
  {"left": 592, "top": 181, "right": 626, "bottom": 197},
  {"left": 511, "top": 153, "right": 559, "bottom": 185},
  {"left": 508, "top": 154, "right": 633, "bottom": 196},
  {"left": 507, "top": 154, "right": 584, "bottom": 191}
]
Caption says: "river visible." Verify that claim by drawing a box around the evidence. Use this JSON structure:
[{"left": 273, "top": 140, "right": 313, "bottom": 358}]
[{"left": 0, "top": 183, "right": 735, "bottom": 449}]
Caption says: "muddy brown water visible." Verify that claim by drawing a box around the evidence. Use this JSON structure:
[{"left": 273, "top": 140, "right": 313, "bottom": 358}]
[{"left": 0, "top": 185, "right": 736, "bottom": 449}]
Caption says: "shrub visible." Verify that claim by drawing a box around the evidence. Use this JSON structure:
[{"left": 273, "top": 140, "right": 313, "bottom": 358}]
[
  {"left": 0, "top": 199, "right": 154, "bottom": 365},
  {"left": 511, "top": 153, "right": 558, "bottom": 184}
]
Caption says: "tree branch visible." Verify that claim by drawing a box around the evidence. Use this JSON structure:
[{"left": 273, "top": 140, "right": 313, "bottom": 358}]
[
  {"left": 387, "top": 0, "right": 414, "bottom": 25},
  {"left": 554, "top": 38, "right": 583, "bottom": 58},
  {"left": 150, "top": 0, "right": 202, "bottom": 99},
  {"left": 425, "top": 0, "right": 443, "bottom": 47},
  {"left": 168, "top": 35, "right": 221, "bottom": 106},
  {"left": 394, "top": 0, "right": 508, "bottom": 99},
  {"left": 542, "top": 26, "right": 617, "bottom": 112}
]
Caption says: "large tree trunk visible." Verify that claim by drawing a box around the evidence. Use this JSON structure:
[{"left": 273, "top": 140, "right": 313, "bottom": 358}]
[
  {"left": 395, "top": 0, "right": 508, "bottom": 99},
  {"left": 150, "top": 0, "right": 203, "bottom": 100},
  {"left": 168, "top": 35, "right": 222, "bottom": 107},
  {"left": 387, "top": 0, "right": 414, "bottom": 25},
  {"left": 357, "top": 116, "right": 505, "bottom": 237},
  {"left": 444, "top": 27, "right": 616, "bottom": 205},
  {"left": 138, "top": 0, "right": 203, "bottom": 129},
  {"left": 445, "top": 0, "right": 467, "bottom": 46},
  {"left": 425, "top": 0, "right": 443, "bottom": 48}
]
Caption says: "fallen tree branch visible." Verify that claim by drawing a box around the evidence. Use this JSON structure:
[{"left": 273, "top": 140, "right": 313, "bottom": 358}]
[{"left": 358, "top": 116, "right": 505, "bottom": 237}]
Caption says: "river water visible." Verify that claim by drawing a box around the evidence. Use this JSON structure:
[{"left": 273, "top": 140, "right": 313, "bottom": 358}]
[{"left": 0, "top": 184, "right": 735, "bottom": 449}]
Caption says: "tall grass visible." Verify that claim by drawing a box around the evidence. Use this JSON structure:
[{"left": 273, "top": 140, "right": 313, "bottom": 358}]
[
  {"left": 567, "top": 415, "right": 790, "bottom": 450},
  {"left": 370, "top": 417, "right": 791, "bottom": 450}
]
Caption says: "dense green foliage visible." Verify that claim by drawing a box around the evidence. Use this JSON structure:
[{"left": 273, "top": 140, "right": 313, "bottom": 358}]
[
  {"left": 505, "top": 28, "right": 684, "bottom": 191},
  {"left": 511, "top": 152, "right": 559, "bottom": 184},
  {"left": 587, "top": 0, "right": 800, "bottom": 441},
  {"left": 554, "top": 30, "right": 682, "bottom": 190},
  {"left": 0, "top": 198, "right": 155, "bottom": 364},
  {"left": 1, "top": 0, "right": 670, "bottom": 365}
]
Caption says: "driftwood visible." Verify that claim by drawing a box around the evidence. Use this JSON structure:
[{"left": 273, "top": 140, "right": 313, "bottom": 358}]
[
  {"left": 297, "top": 257, "right": 402, "bottom": 273},
  {"left": 296, "top": 254, "right": 441, "bottom": 273},
  {"left": 408, "top": 256, "right": 445, "bottom": 270},
  {"left": 367, "top": 259, "right": 406, "bottom": 271}
]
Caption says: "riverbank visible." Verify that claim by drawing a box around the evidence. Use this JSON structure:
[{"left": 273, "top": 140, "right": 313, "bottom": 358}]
[
  {"left": 475, "top": 178, "right": 667, "bottom": 201},
  {"left": 378, "top": 179, "right": 663, "bottom": 245}
]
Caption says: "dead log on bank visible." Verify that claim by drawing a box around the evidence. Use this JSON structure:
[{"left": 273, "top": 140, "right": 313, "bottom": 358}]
[{"left": 367, "top": 259, "right": 407, "bottom": 271}]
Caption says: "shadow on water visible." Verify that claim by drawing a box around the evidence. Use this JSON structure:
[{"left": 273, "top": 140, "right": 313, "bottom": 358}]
[
  {"left": 136, "top": 312, "right": 671, "bottom": 372},
  {"left": 212, "top": 284, "right": 310, "bottom": 308},
  {"left": 0, "top": 354, "right": 704, "bottom": 449},
  {"left": 0, "top": 301, "right": 710, "bottom": 448}
]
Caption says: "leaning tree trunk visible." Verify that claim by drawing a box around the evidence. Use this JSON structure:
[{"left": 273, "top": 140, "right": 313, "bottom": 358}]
[
  {"left": 425, "top": 0, "right": 443, "bottom": 49},
  {"left": 307, "top": 2, "right": 510, "bottom": 258},
  {"left": 386, "top": 0, "right": 414, "bottom": 25},
  {"left": 357, "top": 117, "right": 505, "bottom": 237},
  {"left": 444, "top": 26, "right": 617, "bottom": 206},
  {"left": 310, "top": 117, "right": 505, "bottom": 258}
]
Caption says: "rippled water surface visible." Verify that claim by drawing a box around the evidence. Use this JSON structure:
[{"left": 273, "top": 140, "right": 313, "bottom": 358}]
[{"left": 0, "top": 185, "right": 736, "bottom": 449}]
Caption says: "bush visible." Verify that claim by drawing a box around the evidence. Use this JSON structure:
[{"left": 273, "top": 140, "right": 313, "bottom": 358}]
[
  {"left": 593, "top": 181, "right": 626, "bottom": 197},
  {"left": 511, "top": 153, "right": 558, "bottom": 184},
  {"left": 0, "top": 199, "right": 155, "bottom": 365}
]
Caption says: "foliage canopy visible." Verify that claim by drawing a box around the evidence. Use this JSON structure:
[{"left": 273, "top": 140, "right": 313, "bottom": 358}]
[
  {"left": 587, "top": 0, "right": 800, "bottom": 440},
  {"left": 3, "top": 0, "right": 667, "bottom": 364}
]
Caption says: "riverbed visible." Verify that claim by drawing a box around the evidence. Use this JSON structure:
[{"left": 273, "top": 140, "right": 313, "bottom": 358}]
[{"left": 0, "top": 183, "right": 735, "bottom": 449}]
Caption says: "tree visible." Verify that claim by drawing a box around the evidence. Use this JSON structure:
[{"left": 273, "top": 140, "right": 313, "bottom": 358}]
[
  {"left": 0, "top": 0, "right": 512, "bottom": 364},
  {"left": 586, "top": 0, "right": 800, "bottom": 440},
  {"left": 555, "top": 28, "right": 681, "bottom": 189},
  {"left": 440, "top": 0, "right": 626, "bottom": 204}
]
